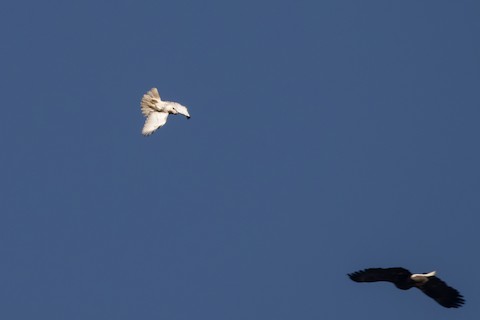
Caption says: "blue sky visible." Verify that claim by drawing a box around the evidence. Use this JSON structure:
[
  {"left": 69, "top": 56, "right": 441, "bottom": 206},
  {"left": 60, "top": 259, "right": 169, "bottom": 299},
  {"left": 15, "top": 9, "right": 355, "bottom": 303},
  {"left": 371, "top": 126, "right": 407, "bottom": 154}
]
[{"left": 1, "top": 0, "right": 479, "bottom": 319}]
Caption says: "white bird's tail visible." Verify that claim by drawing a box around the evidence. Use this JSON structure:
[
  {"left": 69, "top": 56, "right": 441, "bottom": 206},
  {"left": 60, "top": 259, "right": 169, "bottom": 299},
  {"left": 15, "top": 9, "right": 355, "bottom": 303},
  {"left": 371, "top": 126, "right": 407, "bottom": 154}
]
[{"left": 141, "top": 88, "right": 161, "bottom": 116}]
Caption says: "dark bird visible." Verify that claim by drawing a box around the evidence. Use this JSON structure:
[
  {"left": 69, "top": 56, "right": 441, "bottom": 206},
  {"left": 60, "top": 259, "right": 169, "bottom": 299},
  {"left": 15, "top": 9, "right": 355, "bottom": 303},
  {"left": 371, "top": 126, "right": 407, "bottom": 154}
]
[{"left": 348, "top": 267, "right": 465, "bottom": 308}]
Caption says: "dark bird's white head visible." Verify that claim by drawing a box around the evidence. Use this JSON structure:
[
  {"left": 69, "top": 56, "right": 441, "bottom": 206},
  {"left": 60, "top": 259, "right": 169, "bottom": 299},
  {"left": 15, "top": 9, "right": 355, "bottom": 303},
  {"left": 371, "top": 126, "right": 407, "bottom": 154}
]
[{"left": 411, "top": 271, "right": 436, "bottom": 284}]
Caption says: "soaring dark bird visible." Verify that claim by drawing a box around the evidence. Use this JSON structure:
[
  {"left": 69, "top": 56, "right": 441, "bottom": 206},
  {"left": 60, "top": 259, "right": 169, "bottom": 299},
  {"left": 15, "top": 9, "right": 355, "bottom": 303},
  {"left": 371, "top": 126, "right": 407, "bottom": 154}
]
[{"left": 348, "top": 267, "right": 465, "bottom": 308}]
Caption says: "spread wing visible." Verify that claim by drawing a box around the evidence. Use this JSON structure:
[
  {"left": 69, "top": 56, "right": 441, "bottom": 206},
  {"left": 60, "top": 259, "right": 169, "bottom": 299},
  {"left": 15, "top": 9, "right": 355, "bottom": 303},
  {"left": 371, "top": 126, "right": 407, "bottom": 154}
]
[
  {"left": 349, "top": 267, "right": 411, "bottom": 283},
  {"left": 418, "top": 276, "right": 465, "bottom": 308},
  {"left": 142, "top": 112, "right": 169, "bottom": 136},
  {"left": 141, "top": 88, "right": 162, "bottom": 116}
]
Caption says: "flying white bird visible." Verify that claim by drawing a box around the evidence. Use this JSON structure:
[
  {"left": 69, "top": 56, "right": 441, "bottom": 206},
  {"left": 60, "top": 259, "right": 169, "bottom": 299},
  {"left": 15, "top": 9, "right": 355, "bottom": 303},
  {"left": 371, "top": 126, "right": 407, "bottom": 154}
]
[{"left": 140, "top": 88, "right": 191, "bottom": 136}]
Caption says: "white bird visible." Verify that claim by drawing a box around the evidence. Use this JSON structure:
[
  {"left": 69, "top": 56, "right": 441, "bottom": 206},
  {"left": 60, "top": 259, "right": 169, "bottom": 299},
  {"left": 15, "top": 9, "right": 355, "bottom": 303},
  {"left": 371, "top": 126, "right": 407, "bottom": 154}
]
[{"left": 140, "top": 88, "right": 191, "bottom": 136}]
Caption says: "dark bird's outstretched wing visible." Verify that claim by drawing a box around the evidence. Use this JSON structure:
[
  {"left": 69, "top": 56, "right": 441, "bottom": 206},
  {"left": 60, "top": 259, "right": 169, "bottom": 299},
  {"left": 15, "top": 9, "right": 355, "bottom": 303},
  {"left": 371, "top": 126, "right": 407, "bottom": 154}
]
[
  {"left": 348, "top": 267, "right": 411, "bottom": 284},
  {"left": 418, "top": 276, "right": 465, "bottom": 308}
]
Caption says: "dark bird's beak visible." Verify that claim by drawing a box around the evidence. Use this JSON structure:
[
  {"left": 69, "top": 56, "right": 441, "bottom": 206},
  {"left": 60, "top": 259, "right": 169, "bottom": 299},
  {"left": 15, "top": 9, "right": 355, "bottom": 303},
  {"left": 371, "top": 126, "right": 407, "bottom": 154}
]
[{"left": 187, "top": 116, "right": 191, "bottom": 119}]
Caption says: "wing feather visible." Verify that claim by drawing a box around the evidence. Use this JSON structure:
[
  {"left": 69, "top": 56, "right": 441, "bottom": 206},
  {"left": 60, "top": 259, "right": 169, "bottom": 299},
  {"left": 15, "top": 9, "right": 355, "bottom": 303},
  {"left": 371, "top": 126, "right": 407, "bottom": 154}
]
[
  {"left": 142, "top": 112, "right": 168, "bottom": 136},
  {"left": 348, "top": 267, "right": 411, "bottom": 283},
  {"left": 419, "top": 276, "right": 465, "bottom": 308}
]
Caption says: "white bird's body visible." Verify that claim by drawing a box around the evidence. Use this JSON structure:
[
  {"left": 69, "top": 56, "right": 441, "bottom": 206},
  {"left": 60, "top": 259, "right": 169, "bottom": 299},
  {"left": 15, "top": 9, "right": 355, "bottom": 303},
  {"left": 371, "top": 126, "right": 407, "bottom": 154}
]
[{"left": 140, "top": 88, "right": 190, "bottom": 136}]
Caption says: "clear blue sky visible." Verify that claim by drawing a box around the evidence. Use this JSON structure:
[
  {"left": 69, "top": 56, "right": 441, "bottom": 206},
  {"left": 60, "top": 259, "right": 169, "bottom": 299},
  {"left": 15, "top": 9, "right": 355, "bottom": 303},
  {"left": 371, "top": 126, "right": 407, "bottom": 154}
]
[{"left": 1, "top": 1, "right": 479, "bottom": 319}]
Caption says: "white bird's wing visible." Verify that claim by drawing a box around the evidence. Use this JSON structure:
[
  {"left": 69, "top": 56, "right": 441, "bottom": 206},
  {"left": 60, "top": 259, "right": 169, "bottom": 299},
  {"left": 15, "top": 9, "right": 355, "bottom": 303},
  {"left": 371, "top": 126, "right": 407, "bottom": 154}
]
[
  {"left": 142, "top": 112, "right": 169, "bottom": 136},
  {"left": 175, "top": 104, "right": 191, "bottom": 118},
  {"left": 141, "top": 88, "right": 162, "bottom": 116}
]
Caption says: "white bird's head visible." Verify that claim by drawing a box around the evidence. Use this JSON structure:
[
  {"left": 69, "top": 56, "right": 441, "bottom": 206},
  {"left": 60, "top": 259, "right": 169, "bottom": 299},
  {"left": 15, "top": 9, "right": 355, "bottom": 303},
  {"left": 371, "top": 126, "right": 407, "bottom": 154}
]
[{"left": 171, "top": 103, "right": 191, "bottom": 119}]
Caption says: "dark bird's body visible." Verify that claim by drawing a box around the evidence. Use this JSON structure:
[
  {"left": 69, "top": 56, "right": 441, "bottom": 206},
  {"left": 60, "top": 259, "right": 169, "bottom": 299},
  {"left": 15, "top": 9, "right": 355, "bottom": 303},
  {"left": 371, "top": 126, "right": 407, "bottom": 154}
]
[{"left": 348, "top": 267, "right": 464, "bottom": 308}]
